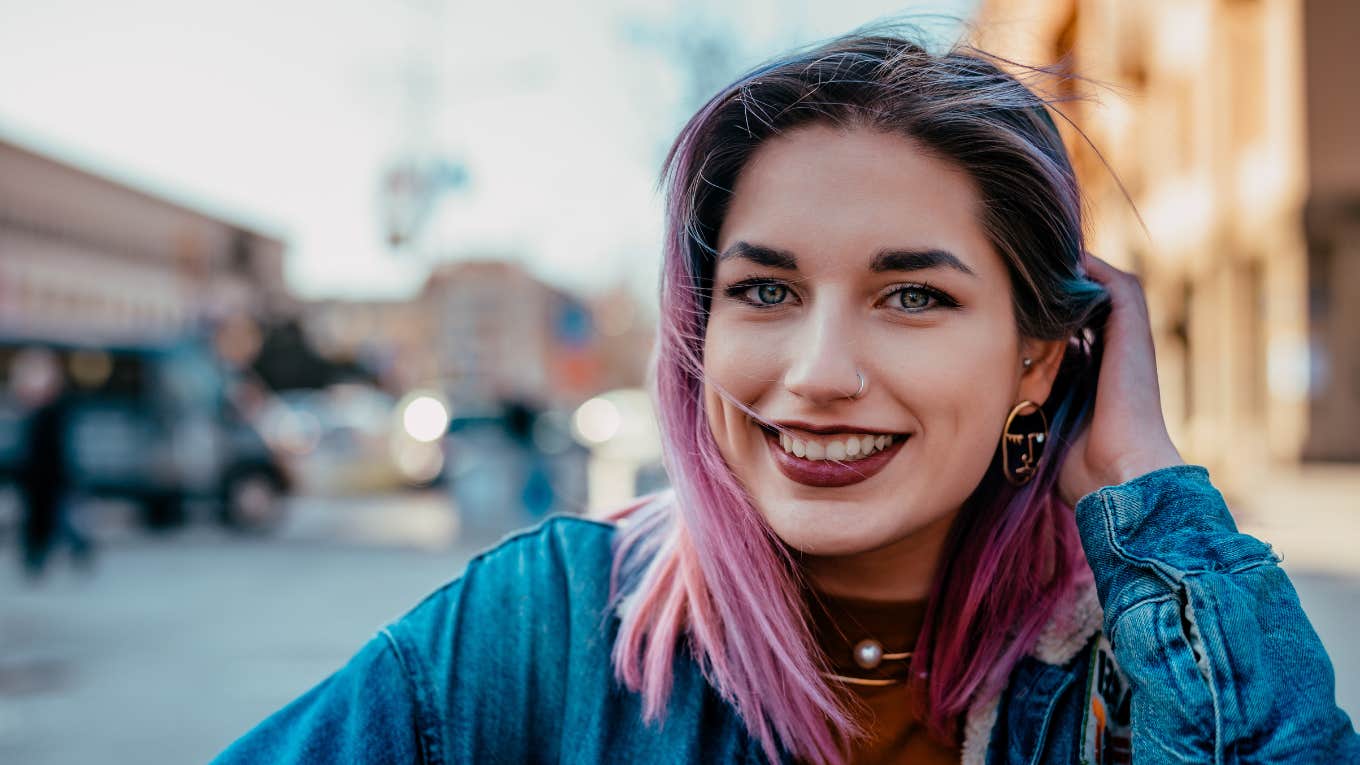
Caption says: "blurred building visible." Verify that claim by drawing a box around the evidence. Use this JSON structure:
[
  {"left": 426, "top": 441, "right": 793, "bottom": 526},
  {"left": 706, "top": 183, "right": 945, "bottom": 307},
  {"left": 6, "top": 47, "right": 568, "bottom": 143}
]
[
  {"left": 977, "top": 0, "right": 1360, "bottom": 493},
  {"left": 303, "top": 259, "right": 655, "bottom": 409},
  {"left": 421, "top": 260, "right": 625, "bottom": 408},
  {"left": 0, "top": 137, "right": 290, "bottom": 347},
  {"left": 303, "top": 297, "right": 435, "bottom": 392},
  {"left": 589, "top": 283, "right": 656, "bottom": 393}
]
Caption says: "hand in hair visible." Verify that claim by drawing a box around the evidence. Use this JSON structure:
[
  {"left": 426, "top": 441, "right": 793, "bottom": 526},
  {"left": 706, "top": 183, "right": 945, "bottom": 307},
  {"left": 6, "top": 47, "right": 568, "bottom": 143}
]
[{"left": 1057, "top": 253, "right": 1185, "bottom": 506}]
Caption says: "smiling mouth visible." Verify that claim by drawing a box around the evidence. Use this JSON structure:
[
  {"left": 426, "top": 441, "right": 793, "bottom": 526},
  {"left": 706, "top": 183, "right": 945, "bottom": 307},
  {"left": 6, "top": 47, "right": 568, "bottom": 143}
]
[
  {"left": 752, "top": 422, "right": 911, "bottom": 488},
  {"left": 772, "top": 429, "right": 905, "bottom": 461}
]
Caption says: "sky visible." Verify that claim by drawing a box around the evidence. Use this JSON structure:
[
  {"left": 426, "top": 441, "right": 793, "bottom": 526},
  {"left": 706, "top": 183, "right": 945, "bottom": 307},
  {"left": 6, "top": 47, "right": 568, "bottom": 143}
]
[{"left": 0, "top": 0, "right": 976, "bottom": 304}]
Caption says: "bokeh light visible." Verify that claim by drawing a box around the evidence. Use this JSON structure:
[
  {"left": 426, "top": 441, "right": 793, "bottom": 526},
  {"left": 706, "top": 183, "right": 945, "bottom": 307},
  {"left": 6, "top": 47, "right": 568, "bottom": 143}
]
[
  {"left": 400, "top": 393, "right": 450, "bottom": 443},
  {"left": 572, "top": 396, "right": 621, "bottom": 445}
]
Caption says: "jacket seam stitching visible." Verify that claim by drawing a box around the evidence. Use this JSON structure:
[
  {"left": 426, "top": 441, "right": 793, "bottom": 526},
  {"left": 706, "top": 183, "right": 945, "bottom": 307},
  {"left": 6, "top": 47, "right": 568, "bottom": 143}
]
[
  {"left": 1096, "top": 485, "right": 1275, "bottom": 577},
  {"left": 1219, "top": 557, "right": 1276, "bottom": 576},
  {"left": 381, "top": 627, "right": 444, "bottom": 765},
  {"left": 463, "top": 515, "right": 614, "bottom": 572},
  {"left": 549, "top": 522, "right": 576, "bottom": 759},
  {"left": 1177, "top": 578, "right": 1229, "bottom": 764},
  {"left": 1106, "top": 593, "right": 1177, "bottom": 648},
  {"left": 1097, "top": 489, "right": 1185, "bottom": 586},
  {"left": 1025, "top": 670, "right": 1078, "bottom": 765},
  {"left": 1097, "top": 489, "right": 1228, "bottom": 762}
]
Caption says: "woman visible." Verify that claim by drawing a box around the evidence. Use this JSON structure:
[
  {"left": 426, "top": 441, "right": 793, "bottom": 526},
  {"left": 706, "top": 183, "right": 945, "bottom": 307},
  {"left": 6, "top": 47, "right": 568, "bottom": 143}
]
[{"left": 213, "top": 33, "right": 1357, "bottom": 764}]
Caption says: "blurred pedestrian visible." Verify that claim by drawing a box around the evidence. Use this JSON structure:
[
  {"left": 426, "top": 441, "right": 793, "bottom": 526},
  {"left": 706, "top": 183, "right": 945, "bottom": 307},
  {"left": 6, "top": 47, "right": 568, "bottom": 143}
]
[{"left": 11, "top": 346, "right": 93, "bottom": 580}]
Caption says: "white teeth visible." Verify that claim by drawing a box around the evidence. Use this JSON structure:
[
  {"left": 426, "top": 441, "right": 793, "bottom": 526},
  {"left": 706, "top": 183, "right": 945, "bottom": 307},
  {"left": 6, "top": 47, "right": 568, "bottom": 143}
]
[{"left": 774, "top": 431, "right": 904, "bottom": 462}]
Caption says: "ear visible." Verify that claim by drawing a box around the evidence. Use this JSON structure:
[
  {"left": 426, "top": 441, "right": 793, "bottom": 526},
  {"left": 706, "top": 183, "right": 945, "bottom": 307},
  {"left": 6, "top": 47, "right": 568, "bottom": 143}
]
[{"left": 1017, "top": 335, "right": 1068, "bottom": 408}]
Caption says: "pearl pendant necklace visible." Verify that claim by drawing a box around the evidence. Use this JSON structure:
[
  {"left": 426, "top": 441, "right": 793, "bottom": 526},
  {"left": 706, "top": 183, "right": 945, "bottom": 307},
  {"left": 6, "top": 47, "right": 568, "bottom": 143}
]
[
  {"left": 853, "top": 638, "right": 913, "bottom": 669},
  {"left": 820, "top": 638, "right": 915, "bottom": 687}
]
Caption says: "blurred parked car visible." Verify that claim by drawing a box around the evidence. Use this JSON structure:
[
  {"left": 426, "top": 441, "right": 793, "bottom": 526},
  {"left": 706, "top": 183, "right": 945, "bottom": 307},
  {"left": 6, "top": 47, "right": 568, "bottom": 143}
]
[
  {"left": 0, "top": 338, "right": 292, "bottom": 532},
  {"left": 257, "top": 383, "right": 440, "bottom": 495}
]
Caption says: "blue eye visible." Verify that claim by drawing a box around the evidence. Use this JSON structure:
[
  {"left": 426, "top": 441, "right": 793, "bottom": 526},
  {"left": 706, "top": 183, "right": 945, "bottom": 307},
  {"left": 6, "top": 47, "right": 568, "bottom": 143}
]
[
  {"left": 751, "top": 283, "right": 788, "bottom": 305},
  {"left": 887, "top": 283, "right": 958, "bottom": 313},
  {"left": 723, "top": 279, "right": 793, "bottom": 308}
]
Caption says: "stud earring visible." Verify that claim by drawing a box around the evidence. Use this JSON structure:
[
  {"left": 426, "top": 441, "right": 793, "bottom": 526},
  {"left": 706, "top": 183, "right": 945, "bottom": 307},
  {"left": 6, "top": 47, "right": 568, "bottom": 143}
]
[{"left": 1022, "top": 357, "right": 1033, "bottom": 369}]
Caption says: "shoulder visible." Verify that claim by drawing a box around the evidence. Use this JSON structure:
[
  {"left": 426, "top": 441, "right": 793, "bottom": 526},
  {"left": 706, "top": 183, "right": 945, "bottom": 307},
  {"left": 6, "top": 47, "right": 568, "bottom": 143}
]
[
  {"left": 464, "top": 513, "right": 619, "bottom": 587},
  {"left": 463, "top": 513, "right": 620, "bottom": 608},
  {"left": 394, "top": 514, "right": 636, "bottom": 756},
  {"left": 380, "top": 513, "right": 625, "bottom": 679},
  {"left": 375, "top": 515, "right": 627, "bottom": 762},
  {"left": 383, "top": 514, "right": 620, "bottom": 654}
]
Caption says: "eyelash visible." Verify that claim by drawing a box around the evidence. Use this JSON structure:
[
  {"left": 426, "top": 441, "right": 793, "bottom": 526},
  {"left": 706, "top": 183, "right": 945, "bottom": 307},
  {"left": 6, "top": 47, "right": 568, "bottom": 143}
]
[{"left": 722, "top": 277, "right": 960, "bottom": 314}]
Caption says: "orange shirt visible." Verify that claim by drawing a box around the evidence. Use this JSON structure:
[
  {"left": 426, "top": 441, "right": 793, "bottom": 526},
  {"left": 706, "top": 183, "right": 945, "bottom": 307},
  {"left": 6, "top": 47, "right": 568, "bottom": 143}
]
[{"left": 807, "top": 591, "right": 960, "bottom": 765}]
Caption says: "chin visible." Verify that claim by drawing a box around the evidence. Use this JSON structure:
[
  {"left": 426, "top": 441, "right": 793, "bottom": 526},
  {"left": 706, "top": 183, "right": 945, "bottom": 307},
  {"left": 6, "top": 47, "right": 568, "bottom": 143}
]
[{"left": 755, "top": 494, "right": 930, "bottom": 557}]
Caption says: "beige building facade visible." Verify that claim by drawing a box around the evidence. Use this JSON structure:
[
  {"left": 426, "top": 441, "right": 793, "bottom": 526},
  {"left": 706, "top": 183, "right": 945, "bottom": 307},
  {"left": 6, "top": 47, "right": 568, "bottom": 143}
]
[
  {"left": 304, "top": 260, "right": 654, "bottom": 410},
  {"left": 0, "top": 137, "right": 288, "bottom": 347},
  {"left": 976, "top": 0, "right": 1360, "bottom": 498}
]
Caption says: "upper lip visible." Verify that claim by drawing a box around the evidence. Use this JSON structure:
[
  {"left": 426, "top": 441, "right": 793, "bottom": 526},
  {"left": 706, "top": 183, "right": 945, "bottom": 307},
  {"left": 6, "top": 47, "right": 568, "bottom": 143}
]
[{"left": 762, "top": 419, "right": 908, "bottom": 436}]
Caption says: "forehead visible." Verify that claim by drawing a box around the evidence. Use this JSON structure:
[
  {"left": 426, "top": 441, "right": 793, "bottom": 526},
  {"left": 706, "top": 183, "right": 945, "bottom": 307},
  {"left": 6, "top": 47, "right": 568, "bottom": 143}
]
[{"left": 716, "top": 124, "right": 1000, "bottom": 281}]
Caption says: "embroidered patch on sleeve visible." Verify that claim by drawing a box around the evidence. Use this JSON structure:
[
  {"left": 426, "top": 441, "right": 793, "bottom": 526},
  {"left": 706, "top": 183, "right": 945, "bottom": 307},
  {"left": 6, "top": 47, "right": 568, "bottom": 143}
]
[{"left": 1080, "top": 632, "right": 1131, "bottom": 765}]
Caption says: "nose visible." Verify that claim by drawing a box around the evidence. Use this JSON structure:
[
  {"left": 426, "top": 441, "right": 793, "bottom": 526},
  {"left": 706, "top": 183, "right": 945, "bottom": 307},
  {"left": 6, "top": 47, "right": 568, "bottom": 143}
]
[{"left": 782, "top": 307, "right": 863, "bottom": 405}]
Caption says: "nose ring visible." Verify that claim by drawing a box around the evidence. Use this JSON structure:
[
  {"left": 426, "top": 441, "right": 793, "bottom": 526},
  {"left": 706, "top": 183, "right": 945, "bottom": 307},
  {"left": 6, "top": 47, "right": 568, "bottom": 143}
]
[{"left": 850, "top": 370, "right": 867, "bottom": 400}]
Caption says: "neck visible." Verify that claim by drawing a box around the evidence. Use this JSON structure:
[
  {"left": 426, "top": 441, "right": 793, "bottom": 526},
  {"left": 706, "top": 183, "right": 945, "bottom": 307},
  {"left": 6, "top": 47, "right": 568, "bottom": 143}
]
[{"left": 800, "top": 506, "right": 959, "bottom": 601}]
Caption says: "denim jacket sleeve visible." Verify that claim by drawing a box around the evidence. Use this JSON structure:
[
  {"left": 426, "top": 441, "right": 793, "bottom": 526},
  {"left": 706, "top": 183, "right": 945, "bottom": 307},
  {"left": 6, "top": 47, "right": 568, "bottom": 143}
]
[
  {"left": 1073, "top": 464, "right": 1359, "bottom": 763},
  {"left": 209, "top": 628, "right": 428, "bottom": 764}
]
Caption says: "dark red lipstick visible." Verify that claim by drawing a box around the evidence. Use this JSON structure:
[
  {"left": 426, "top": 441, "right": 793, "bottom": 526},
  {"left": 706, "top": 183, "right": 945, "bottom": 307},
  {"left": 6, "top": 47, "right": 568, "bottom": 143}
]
[{"left": 762, "top": 430, "right": 909, "bottom": 488}]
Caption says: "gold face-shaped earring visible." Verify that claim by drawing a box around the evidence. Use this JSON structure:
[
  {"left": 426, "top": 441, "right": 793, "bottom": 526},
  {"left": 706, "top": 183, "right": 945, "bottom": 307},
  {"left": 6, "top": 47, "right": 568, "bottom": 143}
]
[{"left": 1001, "top": 399, "right": 1048, "bottom": 486}]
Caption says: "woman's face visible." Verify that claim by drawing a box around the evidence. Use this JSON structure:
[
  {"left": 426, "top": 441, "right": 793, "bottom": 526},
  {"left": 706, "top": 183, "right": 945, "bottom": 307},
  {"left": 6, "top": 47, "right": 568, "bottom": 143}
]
[{"left": 703, "top": 124, "right": 1063, "bottom": 573}]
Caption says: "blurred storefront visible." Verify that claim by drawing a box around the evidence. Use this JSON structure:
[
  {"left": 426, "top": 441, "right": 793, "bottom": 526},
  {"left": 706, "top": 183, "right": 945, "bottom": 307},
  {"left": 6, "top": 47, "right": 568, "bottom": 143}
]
[
  {"left": 0, "top": 137, "right": 290, "bottom": 346},
  {"left": 977, "top": 0, "right": 1359, "bottom": 473}
]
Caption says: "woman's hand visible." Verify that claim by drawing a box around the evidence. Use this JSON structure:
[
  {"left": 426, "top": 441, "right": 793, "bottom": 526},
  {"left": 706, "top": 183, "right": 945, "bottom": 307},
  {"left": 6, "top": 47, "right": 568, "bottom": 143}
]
[{"left": 1057, "top": 253, "right": 1185, "bottom": 508}]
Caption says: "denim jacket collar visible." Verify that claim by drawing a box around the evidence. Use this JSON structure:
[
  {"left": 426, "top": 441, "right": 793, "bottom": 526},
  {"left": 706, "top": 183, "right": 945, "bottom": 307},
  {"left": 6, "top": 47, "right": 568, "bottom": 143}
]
[{"left": 960, "top": 578, "right": 1104, "bottom": 765}]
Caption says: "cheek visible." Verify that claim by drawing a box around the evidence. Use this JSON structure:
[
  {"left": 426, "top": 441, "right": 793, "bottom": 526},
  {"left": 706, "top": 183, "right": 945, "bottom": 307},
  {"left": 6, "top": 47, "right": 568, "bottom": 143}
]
[
  {"left": 702, "top": 315, "right": 779, "bottom": 399},
  {"left": 881, "top": 321, "right": 1017, "bottom": 434},
  {"left": 701, "top": 320, "right": 771, "bottom": 454}
]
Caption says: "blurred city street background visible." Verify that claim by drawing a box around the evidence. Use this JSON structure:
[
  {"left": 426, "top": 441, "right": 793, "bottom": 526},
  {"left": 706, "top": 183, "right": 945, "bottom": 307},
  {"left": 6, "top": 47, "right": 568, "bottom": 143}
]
[{"left": 1, "top": 0, "right": 1357, "bottom": 763}]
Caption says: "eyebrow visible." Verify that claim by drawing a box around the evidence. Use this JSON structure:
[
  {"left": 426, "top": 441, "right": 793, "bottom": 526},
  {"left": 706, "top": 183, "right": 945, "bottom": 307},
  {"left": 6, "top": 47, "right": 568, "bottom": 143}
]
[
  {"left": 870, "top": 248, "right": 977, "bottom": 277},
  {"left": 717, "top": 242, "right": 799, "bottom": 270},
  {"left": 718, "top": 241, "right": 977, "bottom": 278}
]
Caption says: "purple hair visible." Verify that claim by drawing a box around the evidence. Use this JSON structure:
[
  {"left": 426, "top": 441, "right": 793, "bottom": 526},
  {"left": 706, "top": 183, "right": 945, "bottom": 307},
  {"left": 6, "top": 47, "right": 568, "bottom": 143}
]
[{"left": 607, "top": 32, "right": 1111, "bottom": 764}]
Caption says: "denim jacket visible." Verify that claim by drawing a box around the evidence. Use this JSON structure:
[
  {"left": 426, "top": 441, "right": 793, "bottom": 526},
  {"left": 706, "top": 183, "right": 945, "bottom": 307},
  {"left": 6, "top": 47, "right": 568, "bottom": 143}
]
[{"left": 211, "top": 465, "right": 1358, "bottom": 763}]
